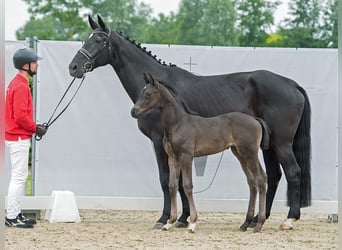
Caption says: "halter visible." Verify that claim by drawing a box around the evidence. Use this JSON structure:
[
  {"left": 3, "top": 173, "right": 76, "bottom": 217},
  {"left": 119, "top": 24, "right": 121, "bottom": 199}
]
[{"left": 78, "top": 30, "right": 112, "bottom": 72}]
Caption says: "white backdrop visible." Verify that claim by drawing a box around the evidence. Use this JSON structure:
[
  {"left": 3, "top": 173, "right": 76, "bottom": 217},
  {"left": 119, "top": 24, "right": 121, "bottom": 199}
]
[{"left": 5, "top": 41, "right": 338, "bottom": 208}]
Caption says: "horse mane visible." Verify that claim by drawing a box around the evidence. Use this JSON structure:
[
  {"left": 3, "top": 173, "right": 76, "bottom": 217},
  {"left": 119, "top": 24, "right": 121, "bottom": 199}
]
[
  {"left": 157, "top": 79, "right": 199, "bottom": 116},
  {"left": 116, "top": 31, "right": 177, "bottom": 68}
]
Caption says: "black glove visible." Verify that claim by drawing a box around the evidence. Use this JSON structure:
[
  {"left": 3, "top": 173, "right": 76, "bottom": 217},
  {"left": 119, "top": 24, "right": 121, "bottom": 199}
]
[{"left": 36, "top": 124, "right": 48, "bottom": 137}]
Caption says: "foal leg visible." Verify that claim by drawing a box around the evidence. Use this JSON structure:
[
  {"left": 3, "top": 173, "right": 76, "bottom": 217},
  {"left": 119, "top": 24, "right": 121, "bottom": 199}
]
[
  {"left": 251, "top": 148, "right": 282, "bottom": 227},
  {"left": 241, "top": 179, "right": 257, "bottom": 232},
  {"left": 231, "top": 148, "right": 257, "bottom": 231},
  {"left": 180, "top": 156, "right": 198, "bottom": 233},
  {"left": 254, "top": 162, "right": 267, "bottom": 233},
  {"left": 162, "top": 161, "right": 181, "bottom": 231},
  {"left": 151, "top": 137, "right": 189, "bottom": 229}
]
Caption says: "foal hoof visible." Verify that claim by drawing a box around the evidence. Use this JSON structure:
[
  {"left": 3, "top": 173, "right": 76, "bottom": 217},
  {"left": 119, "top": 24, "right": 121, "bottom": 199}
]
[
  {"left": 187, "top": 223, "right": 196, "bottom": 233},
  {"left": 253, "top": 224, "right": 263, "bottom": 233},
  {"left": 239, "top": 222, "right": 250, "bottom": 232},
  {"left": 161, "top": 223, "right": 173, "bottom": 231},
  {"left": 175, "top": 221, "right": 189, "bottom": 228},
  {"left": 279, "top": 218, "right": 296, "bottom": 230},
  {"left": 153, "top": 222, "right": 165, "bottom": 230}
]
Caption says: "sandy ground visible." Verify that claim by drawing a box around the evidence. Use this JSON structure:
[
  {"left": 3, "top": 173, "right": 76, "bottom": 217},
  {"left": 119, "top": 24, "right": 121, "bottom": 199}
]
[{"left": 5, "top": 210, "right": 338, "bottom": 250}]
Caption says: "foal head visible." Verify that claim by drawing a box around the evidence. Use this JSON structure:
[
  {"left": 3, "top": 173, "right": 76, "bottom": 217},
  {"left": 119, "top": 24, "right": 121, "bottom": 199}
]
[{"left": 131, "top": 73, "right": 163, "bottom": 118}]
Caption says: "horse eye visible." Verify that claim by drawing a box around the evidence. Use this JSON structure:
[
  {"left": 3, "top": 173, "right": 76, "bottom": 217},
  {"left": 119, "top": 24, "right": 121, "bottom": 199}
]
[{"left": 95, "top": 36, "right": 102, "bottom": 43}]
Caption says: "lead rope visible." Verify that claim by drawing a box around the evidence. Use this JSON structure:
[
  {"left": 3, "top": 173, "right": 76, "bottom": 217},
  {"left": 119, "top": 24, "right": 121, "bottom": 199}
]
[
  {"left": 151, "top": 142, "right": 224, "bottom": 194},
  {"left": 193, "top": 152, "right": 224, "bottom": 194},
  {"left": 35, "top": 76, "right": 86, "bottom": 141}
]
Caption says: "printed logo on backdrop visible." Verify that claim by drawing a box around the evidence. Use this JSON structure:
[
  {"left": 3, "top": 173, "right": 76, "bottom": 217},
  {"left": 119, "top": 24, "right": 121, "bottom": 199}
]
[{"left": 194, "top": 156, "right": 208, "bottom": 176}]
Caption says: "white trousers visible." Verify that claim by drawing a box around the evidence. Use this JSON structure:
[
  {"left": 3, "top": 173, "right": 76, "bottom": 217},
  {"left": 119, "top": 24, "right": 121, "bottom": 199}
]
[{"left": 6, "top": 139, "right": 30, "bottom": 219}]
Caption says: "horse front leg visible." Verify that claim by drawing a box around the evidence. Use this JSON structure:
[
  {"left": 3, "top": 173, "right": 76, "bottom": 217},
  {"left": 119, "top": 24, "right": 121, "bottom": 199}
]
[
  {"left": 151, "top": 139, "right": 171, "bottom": 229},
  {"left": 175, "top": 173, "right": 190, "bottom": 228}
]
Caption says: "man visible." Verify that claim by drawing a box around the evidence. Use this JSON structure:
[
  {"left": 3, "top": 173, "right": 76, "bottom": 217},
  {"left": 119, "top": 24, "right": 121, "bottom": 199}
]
[{"left": 5, "top": 48, "right": 48, "bottom": 228}]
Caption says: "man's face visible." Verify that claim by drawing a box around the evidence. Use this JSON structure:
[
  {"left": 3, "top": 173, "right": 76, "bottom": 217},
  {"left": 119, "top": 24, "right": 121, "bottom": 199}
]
[{"left": 23, "top": 61, "right": 39, "bottom": 75}]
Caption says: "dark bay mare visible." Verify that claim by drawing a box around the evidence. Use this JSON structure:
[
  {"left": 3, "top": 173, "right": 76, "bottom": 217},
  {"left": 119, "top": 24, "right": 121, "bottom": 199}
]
[
  {"left": 131, "top": 74, "right": 269, "bottom": 233},
  {"left": 69, "top": 15, "right": 311, "bottom": 230}
]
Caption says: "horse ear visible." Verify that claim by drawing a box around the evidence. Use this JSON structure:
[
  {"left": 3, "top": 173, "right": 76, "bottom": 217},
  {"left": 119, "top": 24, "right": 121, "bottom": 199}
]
[
  {"left": 88, "top": 15, "right": 99, "bottom": 30},
  {"left": 143, "top": 72, "right": 153, "bottom": 84},
  {"left": 97, "top": 15, "right": 107, "bottom": 31},
  {"left": 148, "top": 73, "right": 156, "bottom": 86}
]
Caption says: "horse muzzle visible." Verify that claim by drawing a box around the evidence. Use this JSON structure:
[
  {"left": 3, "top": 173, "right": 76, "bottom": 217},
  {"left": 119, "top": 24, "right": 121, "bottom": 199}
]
[
  {"left": 130, "top": 107, "right": 141, "bottom": 119},
  {"left": 69, "top": 62, "right": 85, "bottom": 78}
]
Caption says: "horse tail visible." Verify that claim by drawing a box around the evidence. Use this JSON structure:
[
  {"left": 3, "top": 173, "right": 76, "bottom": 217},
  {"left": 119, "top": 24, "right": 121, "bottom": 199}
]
[
  {"left": 255, "top": 117, "right": 271, "bottom": 150},
  {"left": 293, "top": 85, "right": 312, "bottom": 207}
]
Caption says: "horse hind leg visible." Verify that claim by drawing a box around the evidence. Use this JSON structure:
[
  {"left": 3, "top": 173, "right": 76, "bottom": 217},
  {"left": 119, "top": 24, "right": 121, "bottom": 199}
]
[{"left": 274, "top": 144, "right": 302, "bottom": 230}]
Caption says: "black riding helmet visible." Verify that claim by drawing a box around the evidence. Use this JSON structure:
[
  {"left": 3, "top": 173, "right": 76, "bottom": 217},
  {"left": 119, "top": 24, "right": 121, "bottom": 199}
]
[{"left": 13, "top": 48, "right": 42, "bottom": 71}]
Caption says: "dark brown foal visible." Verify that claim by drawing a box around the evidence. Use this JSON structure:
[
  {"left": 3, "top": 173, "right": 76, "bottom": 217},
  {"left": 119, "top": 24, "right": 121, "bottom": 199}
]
[{"left": 131, "top": 73, "right": 270, "bottom": 233}]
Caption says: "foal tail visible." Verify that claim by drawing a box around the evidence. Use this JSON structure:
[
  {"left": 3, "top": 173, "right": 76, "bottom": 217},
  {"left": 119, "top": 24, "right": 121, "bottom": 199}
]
[
  {"left": 255, "top": 118, "right": 271, "bottom": 150},
  {"left": 293, "top": 86, "right": 312, "bottom": 207}
]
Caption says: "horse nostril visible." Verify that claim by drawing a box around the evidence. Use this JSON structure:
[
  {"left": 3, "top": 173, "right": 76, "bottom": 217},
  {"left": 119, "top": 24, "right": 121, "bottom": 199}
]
[{"left": 69, "top": 63, "right": 78, "bottom": 72}]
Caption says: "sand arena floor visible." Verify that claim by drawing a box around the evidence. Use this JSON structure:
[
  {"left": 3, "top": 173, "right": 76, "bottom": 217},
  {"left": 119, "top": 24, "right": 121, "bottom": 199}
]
[{"left": 5, "top": 210, "right": 338, "bottom": 249}]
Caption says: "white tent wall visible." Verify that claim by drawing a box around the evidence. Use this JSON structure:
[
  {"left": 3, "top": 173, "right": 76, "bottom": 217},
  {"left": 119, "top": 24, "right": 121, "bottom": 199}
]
[{"left": 5, "top": 40, "right": 338, "bottom": 212}]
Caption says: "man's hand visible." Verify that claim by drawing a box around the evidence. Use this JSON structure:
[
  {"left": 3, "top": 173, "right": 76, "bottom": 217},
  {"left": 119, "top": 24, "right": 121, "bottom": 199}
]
[{"left": 36, "top": 124, "right": 48, "bottom": 137}]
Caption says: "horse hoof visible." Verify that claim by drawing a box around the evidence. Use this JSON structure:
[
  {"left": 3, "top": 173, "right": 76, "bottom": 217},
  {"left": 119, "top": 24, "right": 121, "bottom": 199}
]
[
  {"left": 279, "top": 218, "right": 296, "bottom": 230},
  {"left": 248, "top": 221, "right": 257, "bottom": 228},
  {"left": 153, "top": 222, "right": 165, "bottom": 230},
  {"left": 175, "top": 221, "right": 189, "bottom": 228}
]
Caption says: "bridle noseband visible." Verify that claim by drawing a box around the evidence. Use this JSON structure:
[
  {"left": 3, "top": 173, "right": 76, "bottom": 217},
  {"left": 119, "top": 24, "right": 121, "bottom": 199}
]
[{"left": 78, "top": 30, "right": 112, "bottom": 72}]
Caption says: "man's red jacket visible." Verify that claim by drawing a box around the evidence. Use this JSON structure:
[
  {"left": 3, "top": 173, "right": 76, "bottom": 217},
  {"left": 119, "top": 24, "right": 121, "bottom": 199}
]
[{"left": 5, "top": 74, "right": 37, "bottom": 141}]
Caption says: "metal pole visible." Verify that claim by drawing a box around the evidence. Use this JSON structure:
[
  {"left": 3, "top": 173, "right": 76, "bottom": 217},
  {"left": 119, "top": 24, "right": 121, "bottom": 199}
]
[
  {"left": 25, "top": 36, "right": 38, "bottom": 197},
  {"left": 0, "top": 0, "right": 6, "bottom": 246},
  {"left": 338, "top": 0, "right": 342, "bottom": 244},
  {"left": 31, "top": 36, "right": 39, "bottom": 196}
]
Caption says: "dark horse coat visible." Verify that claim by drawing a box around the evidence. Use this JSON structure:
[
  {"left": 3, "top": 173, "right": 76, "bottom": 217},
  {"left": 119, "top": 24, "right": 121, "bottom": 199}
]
[{"left": 69, "top": 15, "right": 311, "bottom": 229}]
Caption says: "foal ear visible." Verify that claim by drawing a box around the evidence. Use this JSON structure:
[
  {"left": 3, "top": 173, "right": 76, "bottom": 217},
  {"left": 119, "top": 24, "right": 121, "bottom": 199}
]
[
  {"left": 88, "top": 15, "right": 99, "bottom": 30},
  {"left": 97, "top": 15, "right": 107, "bottom": 31}
]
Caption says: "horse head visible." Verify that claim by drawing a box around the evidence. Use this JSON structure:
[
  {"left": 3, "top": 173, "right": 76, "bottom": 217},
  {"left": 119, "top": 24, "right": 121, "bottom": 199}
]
[{"left": 69, "top": 15, "right": 112, "bottom": 78}]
